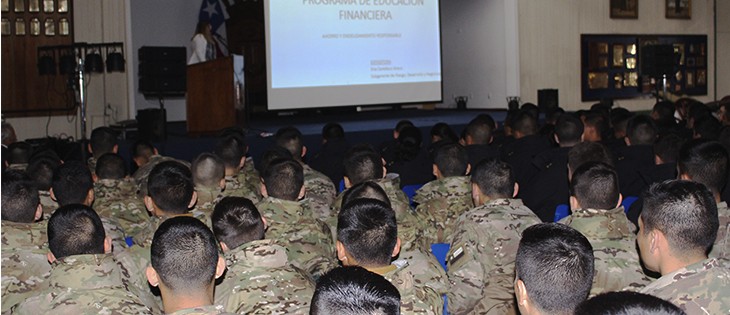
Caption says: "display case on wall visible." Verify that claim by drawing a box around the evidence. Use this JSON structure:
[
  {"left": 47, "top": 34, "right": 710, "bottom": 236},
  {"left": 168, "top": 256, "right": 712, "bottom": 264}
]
[{"left": 581, "top": 34, "right": 707, "bottom": 102}]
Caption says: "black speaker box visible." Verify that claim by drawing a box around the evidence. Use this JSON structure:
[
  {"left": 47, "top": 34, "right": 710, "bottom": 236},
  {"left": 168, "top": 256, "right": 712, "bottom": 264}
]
[
  {"left": 538, "top": 89, "right": 559, "bottom": 113},
  {"left": 138, "top": 46, "right": 187, "bottom": 96},
  {"left": 136, "top": 108, "right": 167, "bottom": 141},
  {"left": 641, "top": 45, "right": 676, "bottom": 77}
]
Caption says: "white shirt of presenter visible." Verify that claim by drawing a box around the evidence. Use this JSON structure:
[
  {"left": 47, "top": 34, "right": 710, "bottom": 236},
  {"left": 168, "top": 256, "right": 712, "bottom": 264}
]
[{"left": 188, "top": 21, "right": 217, "bottom": 65}]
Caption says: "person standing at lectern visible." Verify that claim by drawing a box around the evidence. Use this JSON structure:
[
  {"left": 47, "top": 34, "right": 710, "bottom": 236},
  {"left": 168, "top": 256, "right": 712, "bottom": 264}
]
[{"left": 188, "top": 21, "right": 216, "bottom": 65}]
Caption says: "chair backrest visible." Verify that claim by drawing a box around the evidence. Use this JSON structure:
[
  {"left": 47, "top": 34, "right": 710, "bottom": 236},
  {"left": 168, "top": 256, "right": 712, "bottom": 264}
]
[
  {"left": 554, "top": 204, "right": 570, "bottom": 222},
  {"left": 430, "top": 243, "right": 450, "bottom": 271},
  {"left": 402, "top": 184, "right": 424, "bottom": 207},
  {"left": 621, "top": 196, "right": 639, "bottom": 213}
]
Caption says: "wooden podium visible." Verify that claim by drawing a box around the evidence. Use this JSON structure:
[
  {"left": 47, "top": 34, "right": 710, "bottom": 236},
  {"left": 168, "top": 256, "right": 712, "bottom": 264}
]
[{"left": 186, "top": 56, "right": 245, "bottom": 135}]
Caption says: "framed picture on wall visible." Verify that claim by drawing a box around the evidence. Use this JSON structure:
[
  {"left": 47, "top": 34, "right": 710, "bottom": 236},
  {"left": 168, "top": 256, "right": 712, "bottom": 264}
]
[
  {"left": 610, "top": 0, "right": 638, "bottom": 19},
  {"left": 666, "top": 0, "right": 691, "bottom": 19}
]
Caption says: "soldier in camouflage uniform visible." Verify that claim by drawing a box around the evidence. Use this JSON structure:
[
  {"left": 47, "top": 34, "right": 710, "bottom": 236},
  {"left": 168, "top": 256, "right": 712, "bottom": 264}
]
[
  {"left": 256, "top": 158, "right": 336, "bottom": 279},
  {"left": 26, "top": 156, "right": 60, "bottom": 217},
  {"left": 131, "top": 140, "right": 192, "bottom": 198},
  {"left": 515, "top": 223, "right": 595, "bottom": 315},
  {"left": 559, "top": 162, "right": 651, "bottom": 295},
  {"left": 50, "top": 161, "right": 127, "bottom": 251},
  {"left": 215, "top": 135, "right": 262, "bottom": 203},
  {"left": 676, "top": 140, "right": 730, "bottom": 263},
  {"left": 637, "top": 180, "right": 730, "bottom": 314},
  {"left": 212, "top": 197, "right": 315, "bottom": 314},
  {"left": 413, "top": 142, "right": 473, "bottom": 249},
  {"left": 93, "top": 153, "right": 150, "bottom": 236},
  {"left": 191, "top": 153, "right": 226, "bottom": 227},
  {"left": 1, "top": 172, "right": 51, "bottom": 314},
  {"left": 446, "top": 159, "right": 541, "bottom": 315},
  {"left": 14, "top": 204, "right": 154, "bottom": 315},
  {"left": 86, "top": 127, "right": 119, "bottom": 176},
  {"left": 337, "top": 198, "right": 444, "bottom": 314},
  {"left": 145, "top": 217, "right": 230, "bottom": 315}
]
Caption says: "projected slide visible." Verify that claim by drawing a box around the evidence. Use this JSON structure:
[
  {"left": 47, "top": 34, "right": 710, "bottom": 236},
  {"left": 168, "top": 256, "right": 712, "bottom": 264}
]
[{"left": 265, "top": 0, "right": 442, "bottom": 110}]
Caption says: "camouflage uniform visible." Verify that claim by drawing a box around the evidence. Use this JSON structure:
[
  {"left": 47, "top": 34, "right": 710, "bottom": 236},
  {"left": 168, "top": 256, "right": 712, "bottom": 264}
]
[
  {"left": 559, "top": 207, "right": 652, "bottom": 295},
  {"left": 710, "top": 201, "right": 729, "bottom": 263},
  {"left": 640, "top": 258, "right": 730, "bottom": 314},
  {"left": 38, "top": 190, "right": 58, "bottom": 217},
  {"left": 14, "top": 253, "right": 153, "bottom": 315},
  {"left": 413, "top": 176, "right": 473, "bottom": 248},
  {"left": 193, "top": 185, "right": 223, "bottom": 228},
  {"left": 0, "top": 220, "right": 51, "bottom": 314},
  {"left": 303, "top": 164, "right": 336, "bottom": 214},
  {"left": 255, "top": 197, "right": 336, "bottom": 278},
  {"left": 87, "top": 156, "right": 97, "bottom": 176},
  {"left": 133, "top": 154, "right": 191, "bottom": 198},
  {"left": 94, "top": 178, "right": 150, "bottom": 236},
  {"left": 332, "top": 177, "right": 422, "bottom": 253},
  {"left": 214, "top": 239, "right": 315, "bottom": 314},
  {"left": 132, "top": 213, "right": 200, "bottom": 248},
  {"left": 229, "top": 156, "right": 262, "bottom": 204},
  {"left": 114, "top": 244, "right": 161, "bottom": 311},
  {"left": 169, "top": 305, "right": 236, "bottom": 315},
  {"left": 446, "top": 198, "right": 541, "bottom": 315},
  {"left": 370, "top": 257, "right": 445, "bottom": 315},
  {"left": 101, "top": 216, "right": 129, "bottom": 252}
]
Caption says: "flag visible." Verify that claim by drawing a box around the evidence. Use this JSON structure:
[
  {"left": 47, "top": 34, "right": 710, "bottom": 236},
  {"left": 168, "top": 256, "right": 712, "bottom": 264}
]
[{"left": 198, "top": 0, "right": 229, "bottom": 56}]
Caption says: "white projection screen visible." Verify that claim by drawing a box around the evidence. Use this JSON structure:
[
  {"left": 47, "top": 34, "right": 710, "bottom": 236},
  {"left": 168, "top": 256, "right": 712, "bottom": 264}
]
[{"left": 264, "top": 0, "right": 443, "bottom": 110}]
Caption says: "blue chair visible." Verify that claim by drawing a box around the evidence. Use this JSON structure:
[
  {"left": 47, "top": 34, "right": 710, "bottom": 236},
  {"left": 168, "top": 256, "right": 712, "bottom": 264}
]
[
  {"left": 402, "top": 184, "right": 424, "bottom": 207},
  {"left": 125, "top": 236, "right": 134, "bottom": 247},
  {"left": 621, "top": 196, "right": 639, "bottom": 213},
  {"left": 338, "top": 179, "right": 345, "bottom": 193},
  {"left": 554, "top": 204, "right": 570, "bottom": 222},
  {"left": 430, "top": 243, "right": 450, "bottom": 271}
]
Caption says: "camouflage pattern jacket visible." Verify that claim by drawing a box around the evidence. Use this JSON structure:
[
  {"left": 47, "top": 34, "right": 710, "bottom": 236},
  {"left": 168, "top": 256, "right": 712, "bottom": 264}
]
[
  {"left": 94, "top": 178, "right": 150, "bottom": 236},
  {"left": 229, "top": 157, "right": 262, "bottom": 204},
  {"left": 214, "top": 239, "right": 315, "bottom": 314},
  {"left": 87, "top": 156, "right": 97, "bottom": 176},
  {"left": 132, "top": 213, "right": 203, "bottom": 248},
  {"left": 133, "top": 154, "right": 191, "bottom": 198},
  {"left": 370, "top": 258, "right": 444, "bottom": 315},
  {"left": 302, "top": 164, "right": 336, "bottom": 216},
  {"left": 559, "top": 207, "right": 652, "bottom": 295},
  {"left": 640, "top": 258, "right": 730, "bottom": 314},
  {"left": 38, "top": 190, "right": 58, "bottom": 217},
  {"left": 14, "top": 254, "right": 152, "bottom": 315},
  {"left": 192, "top": 185, "right": 223, "bottom": 228},
  {"left": 710, "top": 201, "right": 729, "bottom": 263},
  {"left": 101, "top": 215, "right": 129, "bottom": 252},
  {"left": 169, "top": 305, "right": 235, "bottom": 315},
  {"left": 255, "top": 197, "right": 336, "bottom": 279},
  {"left": 0, "top": 220, "right": 51, "bottom": 314},
  {"left": 446, "top": 198, "right": 541, "bottom": 315},
  {"left": 413, "top": 176, "right": 474, "bottom": 248}
]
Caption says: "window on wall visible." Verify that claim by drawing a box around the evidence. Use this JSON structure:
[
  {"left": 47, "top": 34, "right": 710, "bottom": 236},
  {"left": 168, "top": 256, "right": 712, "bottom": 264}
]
[{"left": 2, "top": 0, "right": 75, "bottom": 118}]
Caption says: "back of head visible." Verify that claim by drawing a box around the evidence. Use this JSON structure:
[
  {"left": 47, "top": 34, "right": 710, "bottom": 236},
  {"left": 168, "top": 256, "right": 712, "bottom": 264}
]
[
  {"left": 554, "top": 114, "right": 584, "bottom": 146},
  {"left": 337, "top": 199, "right": 397, "bottom": 267},
  {"left": 677, "top": 139, "right": 728, "bottom": 194},
  {"left": 310, "top": 266, "right": 400, "bottom": 315},
  {"left": 652, "top": 101, "right": 677, "bottom": 125},
  {"left": 89, "top": 127, "right": 118, "bottom": 157},
  {"left": 26, "top": 156, "right": 60, "bottom": 191},
  {"left": 568, "top": 142, "right": 613, "bottom": 175},
  {"left": 395, "top": 126, "right": 422, "bottom": 161},
  {"left": 1, "top": 171, "right": 40, "bottom": 223},
  {"left": 464, "top": 119, "right": 493, "bottom": 145},
  {"left": 394, "top": 120, "right": 414, "bottom": 135},
  {"left": 693, "top": 116, "right": 721, "bottom": 140},
  {"left": 512, "top": 111, "right": 538, "bottom": 137},
  {"left": 257, "top": 146, "right": 294, "bottom": 174},
  {"left": 275, "top": 126, "right": 305, "bottom": 160},
  {"left": 8, "top": 141, "right": 32, "bottom": 165},
  {"left": 151, "top": 216, "right": 219, "bottom": 294},
  {"left": 521, "top": 103, "right": 540, "bottom": 120},
  {"left": 48, "top": 204, "right": 106, "bottom": 259},
  {"left": 191, "top": 153, "right": 225, "bottom": 188},
  {"left": 95, "top": 153, "right": 127, "bottom": 180},
  {"left": 212, "top": 196, "right": 264, "bottom": 249},
  {"left": 344, "top": 145, "right": 383, "bottom": 185},
  {"left": 570, "top": 162, "right": 619, "bottom": 210},
  {"left": 132, "top": 140, "right": 156, "bottom": 161},
  {"left": 322, "top": 123, "right": 345, "bottom": 141},
  {"left": 51, "top": 161, "right": 93, "bottom": 206},
  {"left": 641, "top": 180, "right": 718, "bottom": 256},
  {"left": 575, "top": 291, "right": 686, "bottom": 315},
  {"left": 147, "top": 161, "right": 194, "bottom": 214},
  {"left": 1, "top": 121, "right": 17, "bottom": 145},
  {"left": 341, "top": 180, "right": 391, "bottom": 209},
  {"left": 433, "top": 142, "right": 469, "bottom": 177},
  {"left": 430, "top": 122, "right": 458, "bottom": 144},
  {"left": 583, "top": 111, "right": 610, "bottom": 139},
  {"left": 626, "top": 115, "right": 658, "bottom": 145},
  {"left": 687, "top": 101, "right": 711, "bottom": 125},
  {"left": 262, "top": 158, "right": 303, "bottom": 201},
  {"left": 214, "top": 135, "right": 246, "bottom": 169},
  {"left": 473, "top": 113, "right": 497, "bottom": 131},
  {"left": 654, "top": 134, "right": 685, "bottom": 164},
  {"left": 471, "top": 158, "right": 514, "bottom": 199},
  {"left": 516, "top": 223, "right": 594, "bottom": 315}
]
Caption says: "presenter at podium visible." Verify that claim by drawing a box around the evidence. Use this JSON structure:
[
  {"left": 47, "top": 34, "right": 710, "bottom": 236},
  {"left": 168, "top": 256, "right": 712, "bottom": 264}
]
[{"left": 188, "top": 21, "right": 217, "bottom": 65}]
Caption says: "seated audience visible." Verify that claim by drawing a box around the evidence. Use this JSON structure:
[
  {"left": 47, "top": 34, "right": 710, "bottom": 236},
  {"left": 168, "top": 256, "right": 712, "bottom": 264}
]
[
  {"left": 132, "top": 140, "right": 192, "bottom": 198},
  {"left": 614, "top": 115, "right": 658, "bottom": 197},
  {"left": 87, "top": 126, "right": 118, "bottom": 175},
  {"left": 93, "top": 153, "right": 149, "bottom": 236},
  {"left": 214, "top": 134, "right": 261, "bottom": 203},
  {"left": 191, "top": 152, "right": 226, "bottom": 225},
  {"left": 515, "top": 223, "right": 594, "bottom": 315},
  {"left": 310, "top": 266, "right": 401, "bottom": 315},
  {"left": 26, "top": 154, "right": 60, "bottom": 215},
  {"left": 385, "top": 125, "right": 433, "bottom": 187},
  {"left": 501, "top": 111, "right": 552, "bottom": 186},
  {"left": 447, "top": 159, "right": 541, "bottom": 314},
  {"left": 309, "top": 122, "right": 350, "bottom": 186},
  {"left": 7, "top": 141, "right": 32, "bottom": 171},
  {"left": 462, "top": 116, "right": 500, "bottom": 169}
]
